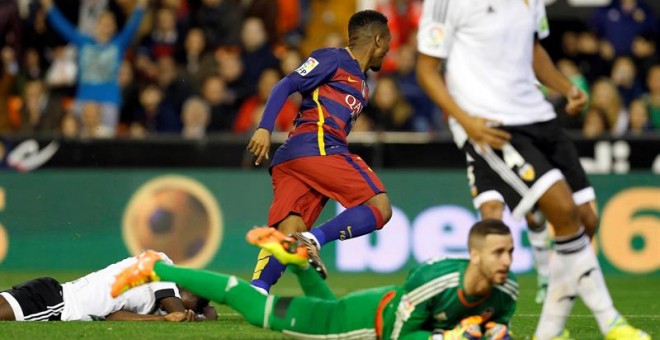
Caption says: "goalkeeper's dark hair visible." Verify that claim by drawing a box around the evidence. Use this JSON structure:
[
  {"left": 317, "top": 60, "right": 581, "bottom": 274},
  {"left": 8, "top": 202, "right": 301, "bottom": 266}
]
[
  {"left": 468, "top": 219, "right": 511, "bottom": 250},
  {"left": 347, "top": 10, "right": 389, "bottom": 47}
]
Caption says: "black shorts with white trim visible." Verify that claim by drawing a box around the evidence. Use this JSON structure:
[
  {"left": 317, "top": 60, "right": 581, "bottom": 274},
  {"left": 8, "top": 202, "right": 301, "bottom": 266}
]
[
  {"left": 1, "top": 277, "right": 64, "bottom": 321},
  {"left": 464, "top": 118, "right": 592, "bottom": 219}
]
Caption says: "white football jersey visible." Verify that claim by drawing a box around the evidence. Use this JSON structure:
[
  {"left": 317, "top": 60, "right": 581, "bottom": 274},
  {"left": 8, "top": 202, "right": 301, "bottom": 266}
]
[
  {"left": 60, "top": 253, "right": 179, "bottom": 321},
  {"left": 418, "top": 0, "right": 557, "bottom": 145}
]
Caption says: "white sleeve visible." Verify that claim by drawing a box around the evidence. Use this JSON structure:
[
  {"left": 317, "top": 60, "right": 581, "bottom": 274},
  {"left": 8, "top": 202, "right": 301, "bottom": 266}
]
[
  {"left": 417, "top": 0, "right": 462, "bottom": 58},
  {"left": 149, "top": 281, "right": 181, "bottom": 300},
  {"left": 534, "top": 0, "right": 550, "bottom": 39}
]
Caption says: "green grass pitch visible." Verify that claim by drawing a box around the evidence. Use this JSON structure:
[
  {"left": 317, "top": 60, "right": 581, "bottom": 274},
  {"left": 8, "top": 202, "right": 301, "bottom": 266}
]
[{"left": 0, "top": 271, "right": 657, "bottom": 339}]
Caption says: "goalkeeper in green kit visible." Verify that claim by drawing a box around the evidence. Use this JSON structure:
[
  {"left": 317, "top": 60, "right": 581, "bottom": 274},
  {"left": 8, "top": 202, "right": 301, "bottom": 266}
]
[{"left": 112, "top": 219, "right": 517, "bottom": 339}]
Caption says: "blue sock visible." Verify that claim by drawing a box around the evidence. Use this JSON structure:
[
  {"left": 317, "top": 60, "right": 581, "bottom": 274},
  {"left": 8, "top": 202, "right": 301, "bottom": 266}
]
[
  {"left": 250, "top": 250, "right": 286, "bottom": 293},
  {"left": 310, "top": 205, "right": 383, "bottom": 247}
]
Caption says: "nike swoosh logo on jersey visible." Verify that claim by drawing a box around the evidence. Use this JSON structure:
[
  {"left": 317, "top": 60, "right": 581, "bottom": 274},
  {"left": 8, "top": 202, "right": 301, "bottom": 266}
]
[{"left": 347, "top": 77, "right": 359, "bottom": 83}]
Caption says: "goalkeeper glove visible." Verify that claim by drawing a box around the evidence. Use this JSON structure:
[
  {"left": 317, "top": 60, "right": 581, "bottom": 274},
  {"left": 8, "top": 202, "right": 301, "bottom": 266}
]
[
  {"left": 440, "top": 315, "right": 483, "bottom": 340},
  {"left": 484, "top": 321, "right": 512, "bottom": 340}
]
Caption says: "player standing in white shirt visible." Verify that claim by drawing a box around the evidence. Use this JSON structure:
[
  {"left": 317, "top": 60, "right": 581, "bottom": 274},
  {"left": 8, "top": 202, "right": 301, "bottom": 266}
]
[
  {"left": 415, "top": 1, "right": 649, "bottom": 339},
  {"left": 0, "top": 252, "right": 215, "bottom": 321}
]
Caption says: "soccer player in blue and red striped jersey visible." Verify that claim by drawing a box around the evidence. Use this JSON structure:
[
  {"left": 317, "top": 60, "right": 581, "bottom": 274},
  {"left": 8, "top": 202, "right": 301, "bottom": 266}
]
[{"left": 246, "top": 10, "right": 393, "bottom": 293}]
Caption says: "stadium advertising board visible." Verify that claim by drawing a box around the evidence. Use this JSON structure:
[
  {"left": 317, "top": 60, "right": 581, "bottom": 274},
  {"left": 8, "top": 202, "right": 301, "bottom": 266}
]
[
  {"left": 2, "top": 136, "right": 659, "bottom": 172},
  {"left": 0, "top": 171, "right": 656, "bottom": 275}
]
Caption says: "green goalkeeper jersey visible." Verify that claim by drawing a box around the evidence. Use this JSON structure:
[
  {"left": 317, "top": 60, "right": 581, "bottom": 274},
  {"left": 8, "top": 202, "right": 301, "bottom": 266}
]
[{"left": 382, "top": 257, "right": 517, "bottom": 339}]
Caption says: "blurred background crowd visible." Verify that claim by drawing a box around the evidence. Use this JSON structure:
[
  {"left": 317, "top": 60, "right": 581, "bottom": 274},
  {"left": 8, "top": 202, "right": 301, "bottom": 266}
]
[{"left": 0, "top": 0, "right": 658, "bottom": 141}]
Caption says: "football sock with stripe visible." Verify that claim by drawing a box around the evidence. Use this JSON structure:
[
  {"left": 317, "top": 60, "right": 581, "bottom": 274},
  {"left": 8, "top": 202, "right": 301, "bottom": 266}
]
[
  {"left": 534, "top": 236, "right": 576, "bottom": 339},
  {"left": 153, "top": 261, "right": 269, "bottom": 326},
  {"left": 310, "top": 205, "right": 384, "bottom": 247},
  {"left": 535, "top": 228, "right": 619, "bottom": 338},
  {"left": 527, "top": 221, "right": 550, "bottom": 279},
  {"left": 250, "top": 249, "right": 286, "bottom": 293},
  {"left": 558, "top": 231, "right": 618, "bottom": 334}
]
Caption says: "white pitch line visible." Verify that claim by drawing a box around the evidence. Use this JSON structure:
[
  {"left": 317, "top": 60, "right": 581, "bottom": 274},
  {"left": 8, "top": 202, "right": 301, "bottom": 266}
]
[
  {"left": 515, "top": 314, "right": 659, "bottom": 318},
  {"left": 218, "top": 312, "right": 659, "bottom": 319}
]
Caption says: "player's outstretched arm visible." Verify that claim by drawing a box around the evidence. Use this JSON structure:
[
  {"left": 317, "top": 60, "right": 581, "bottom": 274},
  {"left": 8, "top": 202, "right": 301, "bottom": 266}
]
[
  {"left": 248, "top": 76, "right": 298, "bottom": 165},
  {"left": 532, "top": 40, "right": 587, "bottom": 115},
  {"left": 105, "top": 310, "right": 195, "bottom": 322},
  {"left": 159, "top": 296, "right": 187, "bottom": 313},
  {"left": 416, "top": 54, "right": 510, "bottom": 149}
]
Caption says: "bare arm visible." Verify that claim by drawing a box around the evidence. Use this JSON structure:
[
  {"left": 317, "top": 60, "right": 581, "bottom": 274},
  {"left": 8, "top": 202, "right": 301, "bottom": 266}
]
[
  {"left": 105, "top": 310, "right": 165, "bottom": 321},
  {"left": 416, "top": 54, "right": 470, "bottom": 126},
  {"left": 107, "top": 292, "right": 194, "bottom": 322},
  {"left": 161, "top": 294, "right": 209, "bottom": 321},
  {"left": 159, "top": 296, "right": 187, "bottom": 313},
  {"left": 532, "top": 40, "right": 573, "bottom": 95},
  {"left": 416, "top": 54, "right": 511, "bottom": 148},
  {"left": 105, "top": 310, "right": 195, "bottom": 321},
  {"left": 105, "top": 311, "right": 164, "bottom": 321},
  {"left": 532, "top": 40, "right": 587, "bottom": 115}
]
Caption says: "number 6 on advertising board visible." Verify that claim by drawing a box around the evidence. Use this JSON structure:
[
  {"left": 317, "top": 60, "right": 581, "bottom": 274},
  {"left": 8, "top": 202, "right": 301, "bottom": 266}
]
[{"left": 600, "top": 188, "right": 660, "bottom": 274}]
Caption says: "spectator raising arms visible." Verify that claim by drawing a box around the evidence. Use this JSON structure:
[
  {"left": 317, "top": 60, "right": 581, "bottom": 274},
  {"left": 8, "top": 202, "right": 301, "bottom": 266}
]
[{"left": 41, "top": 0, "right": 148, "bottom": 135}]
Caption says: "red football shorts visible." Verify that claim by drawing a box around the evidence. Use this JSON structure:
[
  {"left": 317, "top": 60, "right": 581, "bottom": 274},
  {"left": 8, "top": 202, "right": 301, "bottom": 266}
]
[{"left": 267, "top": 153, "right": 386, "bottom": 229}]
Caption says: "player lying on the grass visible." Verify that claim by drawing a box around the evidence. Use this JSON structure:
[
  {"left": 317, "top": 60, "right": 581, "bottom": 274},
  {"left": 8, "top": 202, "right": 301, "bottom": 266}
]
[
  {"left": 0, "top": 252, "right": 217, "bottom": 322},
  {"left": 113, "top": 219, "right": 518, "bottom": 339}
]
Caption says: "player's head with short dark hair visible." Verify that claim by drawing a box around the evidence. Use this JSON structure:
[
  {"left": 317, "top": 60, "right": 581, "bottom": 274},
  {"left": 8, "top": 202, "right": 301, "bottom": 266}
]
[
  {"left": 348, "top": 10, "right": 389, "bottom": 42},
  {"left": 468, "top": 219, "right": 512, "bottom": 251},
  {"left": 192, "top": 296, "right": 210, "bottom": 314},
  {"left": 468, "top": 219, "right": 514, "bottom": 284},
  {"left": 179, "top": 288, "right": 216, "bottom": 320},
  {"left": 347, "top": 10, "right": 391, "bottom": 72}
]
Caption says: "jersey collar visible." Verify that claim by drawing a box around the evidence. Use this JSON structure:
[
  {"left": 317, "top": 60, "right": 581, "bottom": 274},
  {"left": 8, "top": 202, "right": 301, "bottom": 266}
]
[
  {"left": 344, "top": 47, "right": 357, "bottom": 60},
  {"left": 458, "top": 261, "right": 491, "bottom": 307},
  {"left": 343, "top": 47, "right": 367, "bottom": 78}
]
